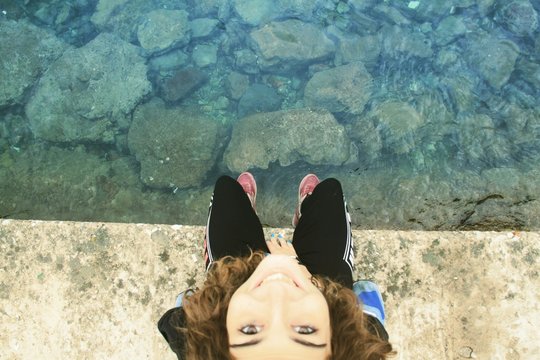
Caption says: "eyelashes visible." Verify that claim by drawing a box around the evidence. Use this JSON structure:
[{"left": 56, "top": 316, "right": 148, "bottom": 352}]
[
  {"left": 240, "top": 324, "right": 263, "bottom": 335},
  {"left": 293, "top": 325, "right": 317, "bottom": 334},
  {"left": 239, "top": 324, "right": 318, "bottom": 335}
]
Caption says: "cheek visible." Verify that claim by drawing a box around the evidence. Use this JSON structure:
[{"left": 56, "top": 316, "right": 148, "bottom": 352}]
[
  {"left": 226, "top": 293, "right": 241, "bottom": 332},
  {"left": 292, "top": 293, "right": 330, "bottom": 315},
  {"left": 226, "top": 290, "right": 259, "bottom": 332},
  {"left": 290, "top": 295, "right": 331, "bottom": 332}
]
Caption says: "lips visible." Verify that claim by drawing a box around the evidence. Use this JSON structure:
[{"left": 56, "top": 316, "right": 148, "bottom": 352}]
[
  {"left": 259, "top": 272, "right": 298, "bottom": 287},
  {"left": 249, "top": 255, "right": 309, "bottom": 291}
]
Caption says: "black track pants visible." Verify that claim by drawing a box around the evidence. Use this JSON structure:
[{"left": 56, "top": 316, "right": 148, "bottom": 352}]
[{"left": 203, "top": 176, "right": 354, "bottom": 288}]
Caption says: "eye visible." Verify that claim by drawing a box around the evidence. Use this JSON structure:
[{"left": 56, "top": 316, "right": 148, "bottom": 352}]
[
  {"left": 240, "top": 324, "right": 263, "bottom": 335},
  {"left": 293, "top": 325, "right": 317, "bottom": 334}
]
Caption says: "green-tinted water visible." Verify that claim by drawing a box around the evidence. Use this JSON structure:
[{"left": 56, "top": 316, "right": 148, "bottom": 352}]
[{"left": 1, "top": 0, "right": 539, "bottom": 229}]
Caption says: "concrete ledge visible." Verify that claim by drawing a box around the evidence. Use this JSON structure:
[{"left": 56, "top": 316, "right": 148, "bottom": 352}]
[{"left": 1, "top": 220, "right": 538, "bottom": 359}]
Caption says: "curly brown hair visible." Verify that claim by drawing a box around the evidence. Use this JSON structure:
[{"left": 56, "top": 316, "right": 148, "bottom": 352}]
[{"left": 176, "top": 251, "right": 395, "bottom": 360}]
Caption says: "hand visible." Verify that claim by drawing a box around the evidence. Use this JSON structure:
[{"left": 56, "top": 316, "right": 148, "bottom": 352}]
[
  {"left": 266, "top": 234, "right": 298, "bottom": 256},
  {"left": 266, "top": 234, "right": 313, "bottom": 279}
]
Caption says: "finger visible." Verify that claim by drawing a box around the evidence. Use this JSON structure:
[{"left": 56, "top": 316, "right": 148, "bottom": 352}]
[
  {"left": 267, "top": 233, "right": 280, "bottom": 247},
  {"left": 277, "top": 233, "right": 285, "bottom": 247},
  {"left": 268, "top": 233, "right": 282, "bottom": 247}
]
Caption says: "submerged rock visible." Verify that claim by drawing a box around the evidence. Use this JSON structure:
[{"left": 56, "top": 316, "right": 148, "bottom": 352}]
[
  {"left": 26, "top": 33, "right": 151, "bottom": 143},
  {"left": 380, "top": 25, "right": 433, "bottom": 59},
  {"left": 0, "top": 20, "right": 66, "bottom": 107},
  {"left": 92, "top": 0, "right": 189, "bottom": 43},
  {"left": 91, "top": 0, "right": 146, "bottom": 42},
  {"left": 189, "top": 0, "right": 231, "bottom": 18},
  {"left": 237, "top": 84, "right": 282, "bottom": 118},
  {"left": 232, "top": 0, "right": 324, "bottom": 26},
  {"left": 226, "top": 72, "right": 250, "bottom": 100},
  {"left": 466, "top": 34, "right": 520, "bottom": 89},
  {"left": 456, "top": 114, "right": 513, "bottom": 167},
  {"left": 335, "top": 34, "right": 381, "bottom": 69},
  {"left": 0, "top": 113, "right": 31, "bottom": 148},
  {"left": 348, "top": 117, "right": 383, "bottom": 163},
  {"left": 224, "top": 108, "right": 352, "bottom": 172},
  {"left": 148, "top": 49, "right": 189, "bottom": 72},
  {"left": 495, "top": 0, "right": 538, "bottom": 37},
  {"left": 434, "top": 16, "right": 468, "bottom": 45},
  {"left": 440, "top": 74, "right": 479, "bottom": 114},
  {"left": 0, "top": 144, "right": 113, "bottom": 220},
  {"left": 233, "top": 0, "right": 277, "bottom": 26},
  {"left": 233, "top": 49, "right": 260, "bottom": 74},
  {"left": 91, "top": 0, "right": 130, "bottom": 29},
  {"left": 128, "top": 99, "right": 226, "bottom": 189},
  {"left": 192, "top": 44, "right": 218, "bottom": 67},
  {"left": 372, "top": 3, "right": 411, "bottom": 25},
  {"left": 249, "top": 19, "right": 335, "bottom": 72},
  {"left": 398, "top": 0, "right": 456, "bottom": 21},
  {"left": 516, "top": 58, "right": 540, "bottom": 89},
  {"left": 190, "top": 18, "right": 220, "bottom": 39},
  {"left": 368, "top": 101, "right": 425, "bottom": 155},
  {"left": 304, "top": 62, "right": 373, "bottom": 115},
  {"left": 160, "top": 68, "right": 208, "bottom": 102},
  {"left": 137, "top": 9, "right": 191, "bottom": 55}
]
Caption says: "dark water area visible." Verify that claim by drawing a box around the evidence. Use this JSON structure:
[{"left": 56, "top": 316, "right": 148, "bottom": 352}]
[{"left": 1, "top": 0, "right": 539, "bottom": 230}]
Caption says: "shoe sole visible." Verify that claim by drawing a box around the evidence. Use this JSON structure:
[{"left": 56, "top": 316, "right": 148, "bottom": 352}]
[
  {"left": 293, "top": 174, "right": 319, "bottom": 227},
  {"left": 237, "top": 172, "right": 257, "bottom": 209},
  {"left": 298, "top": 174, "right": 319, "bottom": 201}
]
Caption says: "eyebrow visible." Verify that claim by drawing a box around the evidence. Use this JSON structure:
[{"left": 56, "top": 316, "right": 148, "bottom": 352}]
[{"left": 230, "top": 338, "right": 327, "bottom": 348}]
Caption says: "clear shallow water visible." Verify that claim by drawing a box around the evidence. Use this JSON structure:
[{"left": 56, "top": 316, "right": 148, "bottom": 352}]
[{"left": 0, "top": 0, "right": 539, "bottom": 230}]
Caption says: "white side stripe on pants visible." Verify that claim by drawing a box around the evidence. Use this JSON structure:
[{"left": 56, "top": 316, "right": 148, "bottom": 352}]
[{"left": 343, "top": 198, "right": 355, "bottom": 272}]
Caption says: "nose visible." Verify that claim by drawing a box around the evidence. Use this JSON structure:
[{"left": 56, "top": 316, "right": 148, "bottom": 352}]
[{"left": 253, "top": 282, "right": 297, "bottom": 331}]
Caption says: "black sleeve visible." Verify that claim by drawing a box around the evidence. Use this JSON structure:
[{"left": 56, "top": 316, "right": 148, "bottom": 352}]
[
  {"left": 365, "top": 314, "right": 389, "bottom": 341},
  {"left": 157, "top": 307, "right": 187, "bottom": 360}
]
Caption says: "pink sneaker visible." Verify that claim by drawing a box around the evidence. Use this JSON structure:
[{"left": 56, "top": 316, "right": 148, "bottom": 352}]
[
  {"left": 292, "top": 174, "right": 320, "bottom": 227},
  {"left": 237, "top": 172, "right": 257, "bottom": 210}
]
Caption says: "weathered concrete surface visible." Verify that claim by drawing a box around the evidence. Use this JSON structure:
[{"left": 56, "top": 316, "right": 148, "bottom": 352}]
[{"left": 0, "top": 220, "right": 538, "bottom": 359}]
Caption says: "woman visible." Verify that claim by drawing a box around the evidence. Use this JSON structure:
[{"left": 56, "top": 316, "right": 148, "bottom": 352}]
[{"left": 158, "top": 173, "right": 394, "bottom": 359}]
